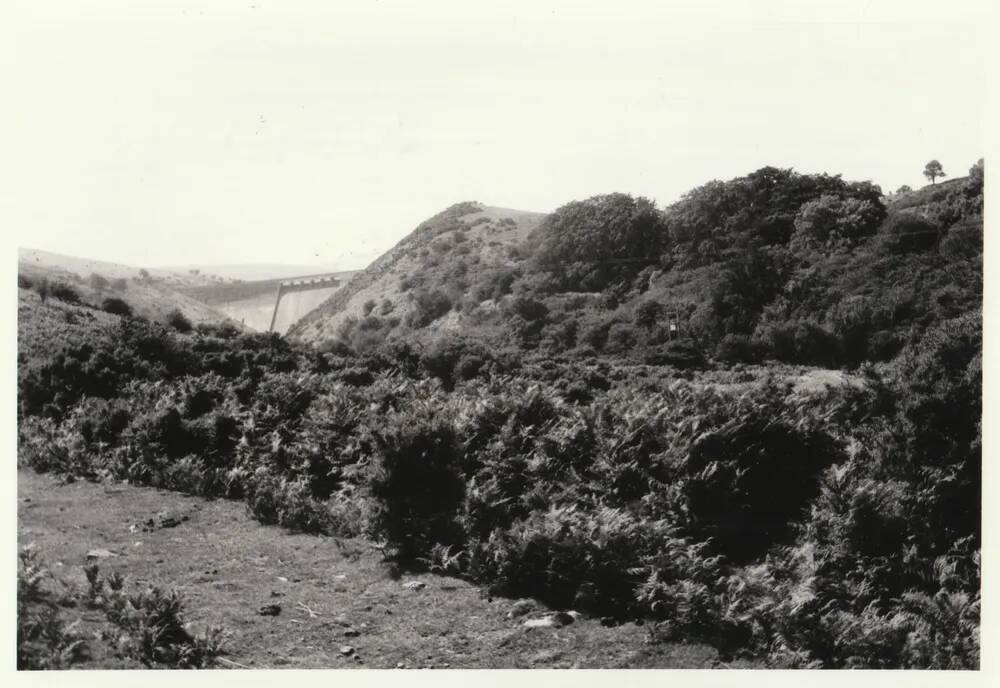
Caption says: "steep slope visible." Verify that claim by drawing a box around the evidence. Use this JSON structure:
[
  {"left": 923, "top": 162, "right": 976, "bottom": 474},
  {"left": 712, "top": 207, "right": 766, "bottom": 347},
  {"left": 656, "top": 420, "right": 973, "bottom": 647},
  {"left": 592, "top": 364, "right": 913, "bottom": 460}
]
[{"left": 288, "top": 203, "right": 547, "bottom": 345}]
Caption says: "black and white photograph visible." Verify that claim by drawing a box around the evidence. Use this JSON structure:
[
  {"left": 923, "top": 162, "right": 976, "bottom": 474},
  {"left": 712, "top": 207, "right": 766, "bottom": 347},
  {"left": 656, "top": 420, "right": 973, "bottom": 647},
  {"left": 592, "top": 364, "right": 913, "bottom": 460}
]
[{"left": 7, "top": 0, "right": 994, "bottom": 678}]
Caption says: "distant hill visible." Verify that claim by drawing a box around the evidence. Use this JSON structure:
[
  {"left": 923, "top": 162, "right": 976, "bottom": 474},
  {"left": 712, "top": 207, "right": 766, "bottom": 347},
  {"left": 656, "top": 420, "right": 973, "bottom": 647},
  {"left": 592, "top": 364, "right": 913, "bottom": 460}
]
[
  {"left": 287, "top": 162, "right": 982, "bottom": 371},
  {"left": 18, "top": 248, "right": 240, "bottom": 327},
  {"left": 19, "top": 248, "right": 216, "bottom": 287}
]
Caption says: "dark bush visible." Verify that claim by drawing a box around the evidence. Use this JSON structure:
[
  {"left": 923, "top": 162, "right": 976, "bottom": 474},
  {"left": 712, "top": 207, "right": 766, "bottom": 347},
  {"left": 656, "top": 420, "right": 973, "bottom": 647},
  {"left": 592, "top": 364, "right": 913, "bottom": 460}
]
[
  {"left": 407, "top": 289, "right": 452, "bottom": 328},
  {"left": 683, "top": 411, "right": 844, "bottom": 562},
  {"left": 365, "top": 411, "right": 465, "bottom": 562},
  {"left": 166, "top": 309, "right": 193, "bottom": 333},
  {"left": 644, "top": 340, "right": 706, "bottom": 368},
  {"left": 101, "top": 298, "right": 133, "bottom": 317},
  {"left": 714, "top": 334, "right": 760, "bottom": 363},
  {"left": 879, "top": 213, "right": 941, "bottom": 254},
  {"left": 48, "top": 283, "right": 81, "bottom": 304}
]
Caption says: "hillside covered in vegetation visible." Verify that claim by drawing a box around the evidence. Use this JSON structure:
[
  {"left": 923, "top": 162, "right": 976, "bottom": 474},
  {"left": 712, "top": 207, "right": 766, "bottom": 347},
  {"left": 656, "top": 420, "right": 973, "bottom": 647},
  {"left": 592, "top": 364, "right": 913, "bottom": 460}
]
[{"left": 291, "top": 161, "right": 982, "bottom": 375}]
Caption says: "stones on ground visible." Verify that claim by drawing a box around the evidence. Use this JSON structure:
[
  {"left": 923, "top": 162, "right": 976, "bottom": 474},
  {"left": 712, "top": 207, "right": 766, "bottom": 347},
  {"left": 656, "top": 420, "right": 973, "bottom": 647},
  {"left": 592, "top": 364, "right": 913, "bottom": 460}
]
[
  {"left": 396, "top": 662, "right": 406, "bottom": 669},
  {"left": 129, "top": 511, "right": 190, "bottom": 533},
  {"left": 523, "top": 611, "right": 576, "bottom": 628},
  {"left": 600, "top": 616, "right": 619, "bottom": 627},
  {"left": 402, "top": 581, "right": 426, "bottom": 591},
  {"left": 339, "top": 645, "right": 355, "bottom": 656},
  {"left": 258, "top": 604, "right": 282, "bottom": 616},
  {"left": 86, "top": 548, "right": 116, "bottom": 560},
  {"left": 343, "top": 628, "right": 360, "bottom": 637}
]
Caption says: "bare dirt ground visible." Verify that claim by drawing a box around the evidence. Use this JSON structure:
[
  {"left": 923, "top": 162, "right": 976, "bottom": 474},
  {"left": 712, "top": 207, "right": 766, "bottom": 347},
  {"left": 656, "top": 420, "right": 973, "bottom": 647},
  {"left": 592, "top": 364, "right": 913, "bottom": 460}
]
[{"left": 17, "top": 469, "right": 728, "bottom": 670}]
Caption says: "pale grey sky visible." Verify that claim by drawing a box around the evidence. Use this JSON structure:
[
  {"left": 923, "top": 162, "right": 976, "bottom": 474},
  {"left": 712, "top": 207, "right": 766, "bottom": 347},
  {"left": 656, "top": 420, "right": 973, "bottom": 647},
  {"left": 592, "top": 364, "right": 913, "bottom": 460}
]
[{"left": 8, "top": 0, "right": 990, "bottom": 269}]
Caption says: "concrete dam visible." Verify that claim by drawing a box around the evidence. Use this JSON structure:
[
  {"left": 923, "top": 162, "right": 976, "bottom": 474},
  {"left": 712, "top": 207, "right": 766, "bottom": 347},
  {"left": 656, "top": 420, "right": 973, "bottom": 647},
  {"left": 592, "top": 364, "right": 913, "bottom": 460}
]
[{"left": 179, "top": 270, "right": 358, "bottom": 334}]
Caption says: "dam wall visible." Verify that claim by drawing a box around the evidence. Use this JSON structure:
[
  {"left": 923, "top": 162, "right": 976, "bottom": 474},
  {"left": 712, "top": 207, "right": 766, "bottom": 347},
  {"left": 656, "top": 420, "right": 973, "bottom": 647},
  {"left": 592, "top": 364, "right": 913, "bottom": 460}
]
[{"left": 180, "top": 271, "right": 357, "bottom": 335}]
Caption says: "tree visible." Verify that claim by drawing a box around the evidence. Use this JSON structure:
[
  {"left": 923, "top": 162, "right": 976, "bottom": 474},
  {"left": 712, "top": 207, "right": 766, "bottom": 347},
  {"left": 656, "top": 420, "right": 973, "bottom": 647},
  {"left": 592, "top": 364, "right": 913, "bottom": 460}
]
[
  {"left": 923, "top": 160, "right": 946, "bottom": 185},
  {"left": 633, "top": 300, "right": 664, "bottom": 330},
  {"left": 966, "top": 158, "right": 984, "bottom": 196},
  {"left": 896, "top": 185, "right": 912, "bottom": 195}
]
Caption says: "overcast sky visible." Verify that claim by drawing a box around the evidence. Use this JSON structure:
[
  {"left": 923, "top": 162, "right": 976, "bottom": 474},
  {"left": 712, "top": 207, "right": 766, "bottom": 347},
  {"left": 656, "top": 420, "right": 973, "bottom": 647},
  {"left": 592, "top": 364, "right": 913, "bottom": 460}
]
[{"left": 8, "top": 0, "right": 990, "bottom": 270}]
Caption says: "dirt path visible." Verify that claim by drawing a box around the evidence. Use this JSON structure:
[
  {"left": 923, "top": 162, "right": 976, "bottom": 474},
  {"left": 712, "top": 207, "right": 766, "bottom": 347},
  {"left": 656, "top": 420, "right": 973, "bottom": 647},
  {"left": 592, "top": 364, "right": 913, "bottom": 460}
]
[{"left": 17, "top": 469, "right": 723, "bottom": 669}]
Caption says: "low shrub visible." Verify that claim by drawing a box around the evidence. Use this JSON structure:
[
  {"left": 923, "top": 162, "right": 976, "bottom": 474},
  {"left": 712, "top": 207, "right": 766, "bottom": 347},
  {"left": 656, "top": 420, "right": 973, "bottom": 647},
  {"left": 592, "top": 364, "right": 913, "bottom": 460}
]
[
  {"left": 165, "top": 309, "right": 193, "bottom": 333},
  {"left": 101, "top": 297, "right": 133, "bottom": 317}
]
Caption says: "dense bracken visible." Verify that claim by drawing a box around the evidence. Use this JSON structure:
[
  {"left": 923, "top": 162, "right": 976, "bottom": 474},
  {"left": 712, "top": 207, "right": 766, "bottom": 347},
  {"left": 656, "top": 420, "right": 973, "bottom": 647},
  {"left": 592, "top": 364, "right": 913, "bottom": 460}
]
[{"left": 17, "top": 288, "right": 980, "bottom": 667}]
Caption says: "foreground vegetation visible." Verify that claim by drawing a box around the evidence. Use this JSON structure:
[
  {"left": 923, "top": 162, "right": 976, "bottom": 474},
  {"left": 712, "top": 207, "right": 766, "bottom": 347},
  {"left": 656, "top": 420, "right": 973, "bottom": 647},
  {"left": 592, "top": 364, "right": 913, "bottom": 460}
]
[
  {"left": 17, "top": 278, "right": 981, "bottom": 667},
  {"left": 17, "top": 543, "right": 224, "bottom": 670}
]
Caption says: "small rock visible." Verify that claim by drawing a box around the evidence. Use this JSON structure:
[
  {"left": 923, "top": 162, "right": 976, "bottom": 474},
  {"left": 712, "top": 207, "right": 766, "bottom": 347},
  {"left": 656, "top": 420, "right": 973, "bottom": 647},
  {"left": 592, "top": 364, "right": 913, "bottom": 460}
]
[
  {"left": 86, "top": 549, "right": 116, "bottom": 560},
  {"left": 523, "top": 611, "right": 575, "bottom": 629},
  {"left": 506, "top": 599, "right": 537, "bottom": 619},
  {"left": 277, "top": 576, "right": 289, "bottom": 583},
  {"left": 343, "top": 629, "right": 360, "bottom": 637},
  {"left": 600, "top": 616, "right": 619, "bottom": 628},
  {"left": 402, "top": 581, "right": 426, "bottom": 591},
  {"left": 270, "top": 591, "right": 284, "bottom": 598},
  {"left": 339, "top": 645, "right": 355, "bottom": 656},
  {"left": 258, "top": 604, "right": 282, "bottom": 616}
]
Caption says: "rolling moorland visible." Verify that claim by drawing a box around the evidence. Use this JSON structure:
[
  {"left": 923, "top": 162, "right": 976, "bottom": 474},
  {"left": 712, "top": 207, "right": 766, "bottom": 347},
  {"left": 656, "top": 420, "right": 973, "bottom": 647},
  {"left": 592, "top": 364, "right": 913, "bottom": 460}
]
[
  {"left": 18, "top": 248, "right": 241, "bottom": 329},
  {"left": 17, "top": 161, "right": 982, "bottom": 669}
]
